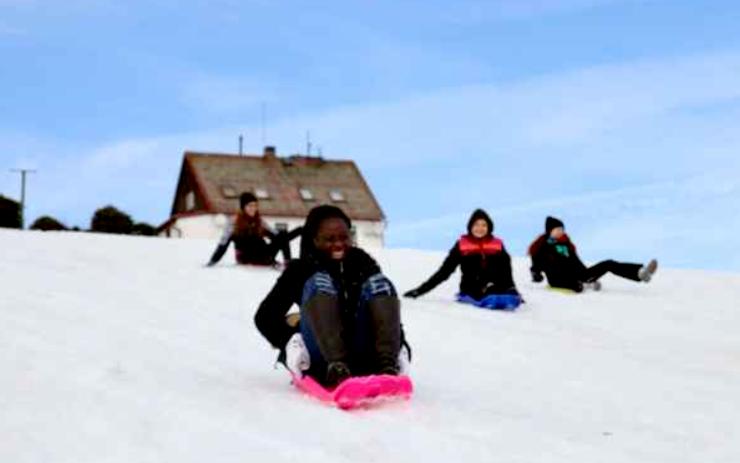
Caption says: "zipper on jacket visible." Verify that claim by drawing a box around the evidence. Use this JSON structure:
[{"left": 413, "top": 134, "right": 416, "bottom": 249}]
[{"left": 340, "top": 260, "right": 349, "bottom": 301}]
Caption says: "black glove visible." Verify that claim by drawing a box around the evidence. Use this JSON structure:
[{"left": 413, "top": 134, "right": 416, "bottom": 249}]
[
  {"left": 531, "top": 270, "right": 543, "bottom": 283},
  {"left": 403, "top": 288, "right": 422, "bottom": 299}
]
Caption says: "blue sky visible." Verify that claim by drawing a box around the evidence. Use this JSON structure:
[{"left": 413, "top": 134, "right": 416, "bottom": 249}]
[{"left": 2, "top": 0, "right": 740, "bottom": 270}]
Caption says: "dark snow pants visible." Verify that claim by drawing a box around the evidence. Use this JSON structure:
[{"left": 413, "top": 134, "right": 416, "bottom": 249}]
[
  {"left": 236, "top": 228, "right": 302, "bottom": 265},
  {"left": 299, "top": 271, "right": 397, "bottom": 378},
  {"left": 584, "top": 260, "right": 642, "bottom": 282}
]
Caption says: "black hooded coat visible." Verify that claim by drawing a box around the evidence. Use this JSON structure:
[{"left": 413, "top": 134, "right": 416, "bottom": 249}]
[
  {"left": 254, "top": 206, "right": 382, "bottom": 350},
  {"left": 409, "top": 209, "right": 518, "bottom": 299}
]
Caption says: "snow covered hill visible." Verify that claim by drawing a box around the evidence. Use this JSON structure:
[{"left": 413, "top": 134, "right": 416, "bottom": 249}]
[{"left": 2, "top": 229, "right": 739, "bottom": 463}]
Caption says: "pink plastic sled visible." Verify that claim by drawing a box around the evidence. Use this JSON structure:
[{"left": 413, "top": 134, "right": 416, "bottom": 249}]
[{"left": 291, "top": 373, "right": 413, "bottom": 410}]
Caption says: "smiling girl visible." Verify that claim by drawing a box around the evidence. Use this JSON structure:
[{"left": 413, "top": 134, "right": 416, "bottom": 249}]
[{"left": 254, "top": 205, "right": 408, "bottom": 387}]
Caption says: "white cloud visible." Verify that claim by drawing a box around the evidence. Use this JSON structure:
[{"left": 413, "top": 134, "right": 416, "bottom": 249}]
[
  {"left": 178, "top": 74, "right": 277, "bottom": 114},
  {"left": 242, "top": 50, "right": 740, "bottom": 175},
  {"left": 494, "top": 0, "right": 622, "bottom": 17},
  {"left": 6, "top": 48, "right": 740, "bottom": 270},
  {"left": 389, "top": 169, "right": 740, "bottom": 269},
  {"left": 414, "top": 0, "right": 627, "bottom": 24},
  {"left": 0, "top": 24, "right": 24, "bottom": 35}
]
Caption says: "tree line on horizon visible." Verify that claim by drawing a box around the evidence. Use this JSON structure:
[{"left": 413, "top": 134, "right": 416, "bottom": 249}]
[{"left": 0, "top": 195, "right": 157, "bottom": 236}]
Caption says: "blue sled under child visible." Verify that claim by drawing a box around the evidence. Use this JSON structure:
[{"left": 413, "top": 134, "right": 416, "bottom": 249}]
[
  {"left": 456, "top": 293, "right": 522, "bottom": 310},
  {"left": 404, "top": 209, "right": 522, "bottom": 310}
]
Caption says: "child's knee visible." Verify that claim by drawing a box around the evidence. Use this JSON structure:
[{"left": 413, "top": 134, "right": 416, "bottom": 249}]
[
  {"left": 361, "top": 273, "right": 397, "bottom": 300},
  {"left": 301, "top": 272, "right": 339, "bottom": 304}
]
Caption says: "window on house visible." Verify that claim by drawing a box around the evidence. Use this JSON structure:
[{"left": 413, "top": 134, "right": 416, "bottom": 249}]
[
  {"left": 255, "top": 188, "right": 270, "bottom": 200},
  {"left": 299, "top": 188, "right": 315, "bottom": 201},
  {"left": 275, "top": 223, "right": 288, "bottom": 232},
  {"left": 185, "top": 191, "right": 195, "bottom": 211},
  {"left": 329, "top": 189, "right": 346, "bottom": 202},
  {"left": 221, "top": 185, "right": 238, "bottom": 198}
]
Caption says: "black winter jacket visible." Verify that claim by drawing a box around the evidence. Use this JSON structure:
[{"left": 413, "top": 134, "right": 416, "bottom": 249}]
[
  {"left": 254, "top": 247, "right": 381, "bottom": 350},
  {"left": 413, "top": 234, "right": 518, "bottom": 299},
  {"left": 209, "top": 219, "right": 277, "bottom": 265},
  {"left": 529, "top": 234, "right": 587, "bottom": 290}
]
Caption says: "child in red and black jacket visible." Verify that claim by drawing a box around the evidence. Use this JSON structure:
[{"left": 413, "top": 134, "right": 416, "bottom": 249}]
[
  {"left": 529, "top": 216, "right": 658, "bottom": 292},
  {"left": 403, "top": 209, "right": 519, "bottom": 300},
  {"left": 207, "top": 192, "right": 302, "bottom": 266}
]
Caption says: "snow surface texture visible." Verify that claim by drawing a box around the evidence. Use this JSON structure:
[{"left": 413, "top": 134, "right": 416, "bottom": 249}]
[{"left": 2, "top": 229, "right": 739, "bottom": 462}]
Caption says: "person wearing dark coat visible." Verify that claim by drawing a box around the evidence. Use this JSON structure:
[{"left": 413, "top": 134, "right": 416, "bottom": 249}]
[
  {"left": 528, "top": 216, "right": 658, "bottom": 292},
  {"left": 254, "top": 205, "right": 407, "bottom": 387},
  {"left": 403, "top": 209, "right": 519, "bottom": 300},
  {"left": 207, "top": 192, "right": 302, "bottom": 266}
]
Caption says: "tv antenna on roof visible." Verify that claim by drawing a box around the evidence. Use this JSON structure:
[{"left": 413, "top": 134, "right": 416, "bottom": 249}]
[
  {"left": 261, "top": 102, "right": 267, "bottom": 145},
  {"left": 238, "top": 134, "right": 244, "bottom": 156},
  {"left": 306, "top": 130, "right": 312, "bottom": 155}
]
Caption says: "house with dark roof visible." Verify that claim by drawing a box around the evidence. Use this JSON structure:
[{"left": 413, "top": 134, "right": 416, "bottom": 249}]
[{"left": 159, "top": 146, "right": 386, "bottom": 248}]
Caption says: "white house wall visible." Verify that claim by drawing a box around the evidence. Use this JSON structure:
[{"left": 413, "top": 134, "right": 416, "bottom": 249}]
[
  {"left": 162, "top": 214, "right": 385, "bottom": 251},
  {"left": 353, "top": 220, "right": 385, "bottom": 249},
  {"left": 160, "top": 214, "right": 229, "bottom": 239}
]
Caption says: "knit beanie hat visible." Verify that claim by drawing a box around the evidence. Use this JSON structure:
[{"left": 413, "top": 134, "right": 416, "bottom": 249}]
[
  {"left": 240, "top": 192, "right": 258, "bottom": 209},
  {"left": 545, "top": 216, "right": 564, "bottom": 234}
]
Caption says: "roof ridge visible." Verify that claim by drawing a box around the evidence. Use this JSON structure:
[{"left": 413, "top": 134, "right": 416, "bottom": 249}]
[
  {"left": 184, "top": 151, "right": 357, "bottom": 165},
  {"left": 171, "top": 152, "right": 383, "bottom": 221}
]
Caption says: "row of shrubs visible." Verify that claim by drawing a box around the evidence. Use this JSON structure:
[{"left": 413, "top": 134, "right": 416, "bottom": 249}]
[{"left": 29, "top": 206, "right": 158, "bottom": 236}]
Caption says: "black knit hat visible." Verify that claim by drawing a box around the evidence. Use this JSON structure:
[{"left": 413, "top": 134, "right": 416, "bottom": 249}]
[
  {"left": 467, "top": 209, "right": 494, "bottom": 236},
  {"left": 300, "top": 205, "right": 352, "bottom": 258},
  {"left": 545, "top": 216, "right": 564, "bottom": 234},
  {"left": 240, "top": 192, "right": 258, "bottom": 209}
]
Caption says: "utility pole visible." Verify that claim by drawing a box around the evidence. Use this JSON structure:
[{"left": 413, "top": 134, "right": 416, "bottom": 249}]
[{"left": 10, "top": 168, "right": 36, "bottom": 229}]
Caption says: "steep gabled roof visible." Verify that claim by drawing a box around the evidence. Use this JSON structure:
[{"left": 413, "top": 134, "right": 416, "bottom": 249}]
[{"left": 170, "top": 149, "right": 385, "bottom": 221}]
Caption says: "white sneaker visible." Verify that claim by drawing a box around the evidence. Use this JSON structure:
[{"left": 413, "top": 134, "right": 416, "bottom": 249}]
[
  {"left": 638, "top": 259, "right": 658, "bottom": 282},
  {"left": 583, "top": 280, "right": 602, "bottom": 291},
  {"left": 285, "top": 333, "right": 310, "bottom": 376},
  {"left": 398, "top": 344, "right": 411, "bottom": 375}
]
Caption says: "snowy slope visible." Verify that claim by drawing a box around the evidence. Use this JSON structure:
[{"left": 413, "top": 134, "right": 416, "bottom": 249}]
[{"left": 1, "top": 229, "right": 739, "bottom": 463}]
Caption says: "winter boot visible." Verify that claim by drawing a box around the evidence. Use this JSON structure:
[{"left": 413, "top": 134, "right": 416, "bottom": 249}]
[
  {"left": 367, "top": 295, "right": 402, "bottom": 375},
  {"left": 326, "top": 361, "right": 352, "bottom": 387},
  {"left": 303, "top": 294, "right": 349, "bottom": 383},
  {"left": 638, "top": 259, "right": 658, "bottom": 282}
]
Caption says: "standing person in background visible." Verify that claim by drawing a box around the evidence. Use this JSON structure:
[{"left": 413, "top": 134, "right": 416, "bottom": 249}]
[
  {"left": 403, "top": 209, "right": 520, "bottom": 306},
  {"left": 529, "top": 216, "right": 658, "bottom": 292},
  {"left": 207, "top": 192, "right": 302, "bottom": 267}
]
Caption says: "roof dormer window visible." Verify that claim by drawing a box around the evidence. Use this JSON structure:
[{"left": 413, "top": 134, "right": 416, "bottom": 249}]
[
  {"left": 299, "top": 188, "right": 315, "bottom": 201},
  {"left": 221, "top": 185, "right": 238, "bottom": 199},
  {"left": 185, "top": 191, "right": 195, "bottom": 210},
  {"left": 255, "top": 188, "right": 270, "bottom": 200},
  {"left": 329, "top": 189, "right": 345, "bottom": 202}
]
